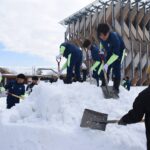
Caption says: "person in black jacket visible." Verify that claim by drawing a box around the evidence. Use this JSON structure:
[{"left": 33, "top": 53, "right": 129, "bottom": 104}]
[
  {"left": 118, "top": 86, "right": 150, "bottom": 150},
  {"left": 5, "top": 74, "right": 26, "bottom": 109},
  {"left": 26, "top": 76, "right": 38, "bottom": 95}
]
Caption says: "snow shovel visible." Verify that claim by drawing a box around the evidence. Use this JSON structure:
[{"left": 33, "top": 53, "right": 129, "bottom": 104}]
[
  {"left": 80, "top": 109, "right": 119, "bottom": 131},
  {"left": 103, "top": 69, "right": 110, "bottom": 94},
  {"left": 80, "top": 109, "right": 144, "bottom": 131},
  {"left": 8, "top": 92, "right": 24, "bottom": 100},
  {"left": 101, "top": 69, "right": 119, "bottom": 99},
  {"left": 56, "top": 57, "right": 61, "bottom": 73},
  {"left": 101, "top": 69, "right": 113, "bottom": 99},
  {"left": 101, "top": 60, "right": 110, "bottom": 96},
  {"left": 56, "top": 57, "right": 61, "bottom": 78}
]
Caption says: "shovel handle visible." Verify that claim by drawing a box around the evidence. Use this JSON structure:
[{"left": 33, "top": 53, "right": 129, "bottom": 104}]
[
  {"left": 93, "top": 120, "right": 118, "bottom": 124},
  {"left": 8, "top": 92, "right": 23, "bottom": 99},
  {"left": 106, "top": 120, "right": 119, "bottom": 124},
  {"left": 56, "top": 57, "right": 61, "bottom": 63},
  {"left": 107, "top": 119, "right": 145, "bottom": 124},
  {"left": 92, "top": 119, "right": 145, "bottom": 125},
  {"left": 56, "top": 57, "right": 61, "bottom": 73},
  {"left": 103, "top": 70, "right": 110, "bottom": 94}
]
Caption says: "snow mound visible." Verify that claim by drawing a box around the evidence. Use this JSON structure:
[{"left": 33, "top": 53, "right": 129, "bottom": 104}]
[{"left": 0, "top": 80, "right": 147, "bottom": 150}]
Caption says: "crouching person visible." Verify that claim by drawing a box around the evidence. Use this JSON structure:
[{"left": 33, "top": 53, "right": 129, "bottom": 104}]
[
  {"left": 56, "top": 42, "right": 82, "bottom": 84},
  {"left": 5, "top": 74, "right": 26, "bottom": 109}
]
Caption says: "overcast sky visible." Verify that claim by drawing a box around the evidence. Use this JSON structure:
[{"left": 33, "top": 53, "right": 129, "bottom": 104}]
[{"left": 0, "top": 0, "right": 94, "bottom": 68}]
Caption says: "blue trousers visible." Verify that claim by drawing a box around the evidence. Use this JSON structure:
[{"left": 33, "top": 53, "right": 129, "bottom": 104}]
[{"left": 66, "top": 53, "right": 82, "bottom": 81}]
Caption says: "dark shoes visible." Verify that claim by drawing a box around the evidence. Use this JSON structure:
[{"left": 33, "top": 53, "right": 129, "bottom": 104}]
[
  {"left": 63, "top": 78, "right": 83, "bottom": 84},
  {"left": 72, "top": 78, "right": 83, "bottom": 83},
  {"left": 113, "top": 78, "right": 120, "bottom": 94},
  {"left": 113, "top": 87, "right": 120, "bottom": 94},
  {"left": 63, "top": 79, "right": 72, "bottom": 84}
]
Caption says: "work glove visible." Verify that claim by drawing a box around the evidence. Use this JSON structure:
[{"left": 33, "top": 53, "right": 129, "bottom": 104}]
[
  {"left": 118, "top": 118, "right": 127, "bottom": 126},
  {"left": 103, "top": 64, "right": 109, "bottom": 73},
  {"left": 0, "top": 87, "right": 5, "bottom": 93},
  {"left": 20, "top": 95, "right": 25, "bottom": 100}
]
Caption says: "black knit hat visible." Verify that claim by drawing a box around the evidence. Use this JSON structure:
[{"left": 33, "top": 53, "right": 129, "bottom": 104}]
[{"left": 17, "top": 74, "right": 26, "bottom": 79}]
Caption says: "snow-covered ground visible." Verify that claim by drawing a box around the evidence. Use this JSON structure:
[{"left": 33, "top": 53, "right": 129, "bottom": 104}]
[{"left": 0, "top": 80, "right": 147, "bottom": 150}]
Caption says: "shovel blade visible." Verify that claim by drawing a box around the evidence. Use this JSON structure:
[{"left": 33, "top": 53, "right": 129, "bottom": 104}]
[
  {"left": 101, "top": 86, "right": 119, "bottom": 99},
  {"left": 80, "top": 109, "right": 108, "bottom": 131}
]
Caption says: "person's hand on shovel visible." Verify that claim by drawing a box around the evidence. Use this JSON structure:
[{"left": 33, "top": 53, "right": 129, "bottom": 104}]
[
  {"left": 103, "top": 63, "right": 108, "bottom": 73},
  {"left": 56, "top": 54, "right": 62, "bottom": 60},
  {"left": 118, "top": 118, "right": 127, "bottom": 125}
]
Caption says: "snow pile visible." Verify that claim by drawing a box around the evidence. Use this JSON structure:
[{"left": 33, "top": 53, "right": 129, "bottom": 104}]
[{"left": 0, "top": 80, "right": 147, "bottom": 150}]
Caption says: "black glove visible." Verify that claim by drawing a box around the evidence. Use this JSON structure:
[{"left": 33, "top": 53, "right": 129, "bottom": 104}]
[{"left": 118, "top": 119, "right": 127, "bottom": 125}]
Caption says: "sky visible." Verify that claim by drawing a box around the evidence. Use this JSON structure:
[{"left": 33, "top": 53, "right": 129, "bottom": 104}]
[{"left": 0, "top": 0, "right": 94, "bottom": 68}]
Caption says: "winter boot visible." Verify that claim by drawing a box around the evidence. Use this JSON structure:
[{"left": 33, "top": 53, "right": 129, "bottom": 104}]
[
  {"left": 113, "top": 78, "right": 120, "bottom": 94},
  {"left": 63, "top": 78, "right": 72, "bottom": 84},
  {"left": 101, "top": 78, "right": 106, "bottom": 87}
]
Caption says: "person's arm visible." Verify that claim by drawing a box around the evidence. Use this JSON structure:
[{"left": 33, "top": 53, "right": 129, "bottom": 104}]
[
  {"left": 121, "top": 94, "right": 145, "bottom": 124},
  {"left": 90, "top": 61, "right": 100, "bottom": 71},
  {"left": 60, "top": 45, "right": 66, "bottom": 55},
  {"left": 106, "top": 54, "right": 119, "bottom": 65},
  {"left": 106, "top": 34, "right": 120, "bottom": 65},
  {"left": 61, "top": 54, "right": 72, "bottom": 71},
  {"left": 98, "top": 63, "right": 104, "bottom": 75},
  {"left": 56, "top": 45, "right": 66, "bottom": 60},
  {"left": 61, "top": 61, "right": 67, "bottom": 71},
  {"left": 121, "top": 49, "right": 127, "bottom": 64}
]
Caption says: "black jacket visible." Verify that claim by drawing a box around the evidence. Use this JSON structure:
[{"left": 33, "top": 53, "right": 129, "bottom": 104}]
[
  {"left": 121, "top": 86, "right": 150, "bottom": 150},
  {"left": 26, "top": 83, "right": 36, "bottom": 94},
  {"left": 5, "top": 81, "right": 25, "bottom": 108}
]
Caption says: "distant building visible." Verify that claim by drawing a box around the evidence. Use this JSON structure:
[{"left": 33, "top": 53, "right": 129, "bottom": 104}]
[{"left": 60, "top": 0, "right": 150, "bottom": 85}]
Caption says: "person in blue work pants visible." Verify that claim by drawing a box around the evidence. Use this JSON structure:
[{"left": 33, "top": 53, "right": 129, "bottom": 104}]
[
  {"left": 56, "top": 42, "right": 82, "bottom": 84},
  {"left": 97, "top": 23, "right": 126, "bottom": 93}
]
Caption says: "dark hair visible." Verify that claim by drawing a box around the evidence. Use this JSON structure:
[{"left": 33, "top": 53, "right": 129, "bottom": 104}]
[
  {"left": 32, "top": 76, "right": 38, "bottom": 81},
  {"left": 97, "top": 23, "right": 110, "bottom": 37},
  {"left": 82, "top": 39, "right": 91, "bottom": 48},
  {"left": 126, "top": 76, "right": 129, "bottom": 80},
  {"left": 17, "top": 74, "right": 26, "bottom": 79}
]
